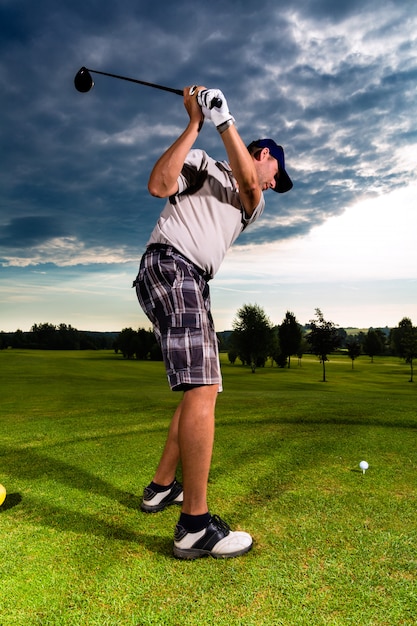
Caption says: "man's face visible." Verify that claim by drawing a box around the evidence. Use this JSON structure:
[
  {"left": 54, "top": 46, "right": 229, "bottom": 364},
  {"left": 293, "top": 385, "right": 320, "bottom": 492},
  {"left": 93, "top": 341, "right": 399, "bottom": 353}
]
[{"left": 253, "top": 151, "right": 279, "bottom": 191}]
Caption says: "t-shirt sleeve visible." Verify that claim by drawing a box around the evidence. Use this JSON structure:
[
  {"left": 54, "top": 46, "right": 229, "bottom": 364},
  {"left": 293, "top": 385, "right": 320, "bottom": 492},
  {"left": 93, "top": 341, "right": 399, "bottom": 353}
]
[
  {"left": 177, "top": 150, "right": 207, "bottom": 195},
  {"left": 241, "top": 194, "right": 266, "bottom": 226}
]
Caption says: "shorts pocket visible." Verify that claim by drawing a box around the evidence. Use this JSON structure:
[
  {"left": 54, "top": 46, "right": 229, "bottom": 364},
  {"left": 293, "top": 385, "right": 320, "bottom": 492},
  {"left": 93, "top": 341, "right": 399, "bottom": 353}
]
[
  {"left": 164, "top": 312, "right": 203, "bottom": 373},
  {"left": 169, "top": 312, "right": 201, "bottom": 329}
]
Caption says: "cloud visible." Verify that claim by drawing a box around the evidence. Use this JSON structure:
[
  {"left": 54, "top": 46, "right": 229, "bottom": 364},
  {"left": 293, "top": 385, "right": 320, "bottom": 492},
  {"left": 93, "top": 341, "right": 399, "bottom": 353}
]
[{"left": 0, "top": 216, "right": 69, "bottom": 249}]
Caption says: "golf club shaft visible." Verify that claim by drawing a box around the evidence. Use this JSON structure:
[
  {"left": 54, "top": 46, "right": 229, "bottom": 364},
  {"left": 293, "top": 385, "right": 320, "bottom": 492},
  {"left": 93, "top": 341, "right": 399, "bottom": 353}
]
[{"left": 85, "top": 68, "right": 184, "bottom": 96}]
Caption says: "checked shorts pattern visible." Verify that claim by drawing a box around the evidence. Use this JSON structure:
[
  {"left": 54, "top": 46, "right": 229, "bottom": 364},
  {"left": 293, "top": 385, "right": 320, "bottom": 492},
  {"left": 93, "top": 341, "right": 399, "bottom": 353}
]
[{"left": 134, "top": 246, "right": 222, "bottom": 392}]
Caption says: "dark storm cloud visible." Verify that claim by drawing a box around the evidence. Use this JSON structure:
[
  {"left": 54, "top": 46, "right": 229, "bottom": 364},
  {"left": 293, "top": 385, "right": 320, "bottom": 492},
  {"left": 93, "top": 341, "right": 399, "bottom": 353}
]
[
  {"left": 0, "top": 0, "right": 416, "bottom": 268},
  {"left": 0, "top": 216, "right": 69, "bottom": 248}
]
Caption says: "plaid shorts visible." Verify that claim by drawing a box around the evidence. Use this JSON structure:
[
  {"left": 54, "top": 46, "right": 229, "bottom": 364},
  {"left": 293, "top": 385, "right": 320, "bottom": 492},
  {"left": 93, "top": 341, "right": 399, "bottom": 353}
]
[{"left": 134, "top": 245, "right": 222, "bottom": 392}]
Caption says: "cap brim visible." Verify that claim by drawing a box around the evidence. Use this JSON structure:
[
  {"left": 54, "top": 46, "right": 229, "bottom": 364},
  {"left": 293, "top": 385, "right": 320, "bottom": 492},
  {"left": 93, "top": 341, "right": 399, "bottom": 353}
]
[{"left": 273, "top": 170, "right": 293, "bottom": 193}]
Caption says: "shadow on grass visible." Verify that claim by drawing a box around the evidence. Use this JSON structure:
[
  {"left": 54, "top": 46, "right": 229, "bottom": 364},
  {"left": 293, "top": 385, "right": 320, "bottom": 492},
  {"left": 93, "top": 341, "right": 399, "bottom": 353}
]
[
  {"left": 0, "top": 492, "right": 22, "bottom": 511},
  {"left": 3, "top": 444, "right": 142, "bottom": 506},
  {"left": 1, "top": 445, "right": 175, "bottom": 555},
  {"left": 21, "top": 497, "right": 173, "bottom": 553}
]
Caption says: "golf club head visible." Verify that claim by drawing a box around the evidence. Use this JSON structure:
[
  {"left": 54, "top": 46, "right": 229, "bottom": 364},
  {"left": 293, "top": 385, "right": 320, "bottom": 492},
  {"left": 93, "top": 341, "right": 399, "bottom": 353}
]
[{"left": 74, "top": 67, "right": 94, "bottom": 93}]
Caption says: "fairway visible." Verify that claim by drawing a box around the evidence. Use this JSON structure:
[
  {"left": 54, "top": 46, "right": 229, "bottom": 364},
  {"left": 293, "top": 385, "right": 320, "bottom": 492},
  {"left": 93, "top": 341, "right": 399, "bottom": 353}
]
[{"left": 1, "top": 350, "right": 416, "bottom": 625}]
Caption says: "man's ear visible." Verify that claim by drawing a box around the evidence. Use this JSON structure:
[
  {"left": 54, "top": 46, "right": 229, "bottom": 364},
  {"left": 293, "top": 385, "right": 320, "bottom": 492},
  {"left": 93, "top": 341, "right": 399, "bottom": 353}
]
[{"left": 253, "top": 148, "right": 268, "bottom": 162}]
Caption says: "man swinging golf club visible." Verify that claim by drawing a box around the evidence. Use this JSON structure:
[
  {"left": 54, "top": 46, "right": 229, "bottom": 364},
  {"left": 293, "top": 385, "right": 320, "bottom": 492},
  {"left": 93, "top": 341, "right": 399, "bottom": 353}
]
[{"left": 134, "top": 85, "right": 293, "bottom": 560}]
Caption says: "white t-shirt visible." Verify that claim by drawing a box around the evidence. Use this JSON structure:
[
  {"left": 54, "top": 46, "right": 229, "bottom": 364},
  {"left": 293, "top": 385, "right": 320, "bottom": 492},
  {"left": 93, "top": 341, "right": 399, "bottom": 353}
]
[{"left": 147, "top": 149, "right": 265, "bottom": 278}]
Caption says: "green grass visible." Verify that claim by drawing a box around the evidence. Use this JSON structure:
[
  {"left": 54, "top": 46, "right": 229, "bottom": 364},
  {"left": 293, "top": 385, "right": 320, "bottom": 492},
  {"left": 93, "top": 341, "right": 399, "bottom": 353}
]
[{"left": 1, "top": 350, "right": 416, "bottom": 625}]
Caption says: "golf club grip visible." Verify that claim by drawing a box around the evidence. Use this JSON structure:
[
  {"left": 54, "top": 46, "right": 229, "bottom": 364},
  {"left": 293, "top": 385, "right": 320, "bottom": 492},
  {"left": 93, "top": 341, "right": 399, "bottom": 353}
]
[{"left": 210, "top": 97, "right": 223, "bottom": 109}]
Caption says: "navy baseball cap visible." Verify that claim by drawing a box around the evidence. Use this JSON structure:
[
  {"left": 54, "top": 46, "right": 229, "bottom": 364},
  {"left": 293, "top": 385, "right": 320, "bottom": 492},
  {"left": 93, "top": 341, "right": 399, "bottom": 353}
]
[{"left": 247, "top": 138, "right": 293, "bottom": 193}]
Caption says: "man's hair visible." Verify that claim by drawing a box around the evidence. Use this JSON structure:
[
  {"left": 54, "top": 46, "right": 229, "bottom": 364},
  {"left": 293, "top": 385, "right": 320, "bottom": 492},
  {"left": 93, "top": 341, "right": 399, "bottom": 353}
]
[{"left": 247, "top": 141, "right": 263, "bottom": 157}]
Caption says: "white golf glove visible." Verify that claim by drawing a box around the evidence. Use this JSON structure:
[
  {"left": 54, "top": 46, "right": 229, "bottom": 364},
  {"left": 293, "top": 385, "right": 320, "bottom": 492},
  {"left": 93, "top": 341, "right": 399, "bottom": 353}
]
[{"left": 197, "top": 89, "right": 235, "bottom": 134}]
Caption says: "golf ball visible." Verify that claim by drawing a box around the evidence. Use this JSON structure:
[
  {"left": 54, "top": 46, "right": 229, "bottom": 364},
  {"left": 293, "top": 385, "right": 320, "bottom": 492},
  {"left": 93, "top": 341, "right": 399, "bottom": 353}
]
[
  {"left": 359, "top": 461, "right": 369, "bottom": 471},
  {"left": 0, "top": 484, "right": 6, "bottom": 506}
]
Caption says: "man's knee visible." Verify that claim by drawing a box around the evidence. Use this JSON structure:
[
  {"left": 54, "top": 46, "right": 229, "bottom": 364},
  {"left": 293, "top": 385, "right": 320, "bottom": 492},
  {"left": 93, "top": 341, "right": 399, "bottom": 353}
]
[{"left": 182, "top": 384, "right": 219, "bottom": 409}]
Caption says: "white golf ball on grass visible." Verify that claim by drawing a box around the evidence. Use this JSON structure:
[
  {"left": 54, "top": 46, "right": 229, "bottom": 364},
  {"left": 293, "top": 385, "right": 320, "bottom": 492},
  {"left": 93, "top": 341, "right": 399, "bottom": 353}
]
[{"left": 359, "top": 461, "right": 369, "bottom": 474}]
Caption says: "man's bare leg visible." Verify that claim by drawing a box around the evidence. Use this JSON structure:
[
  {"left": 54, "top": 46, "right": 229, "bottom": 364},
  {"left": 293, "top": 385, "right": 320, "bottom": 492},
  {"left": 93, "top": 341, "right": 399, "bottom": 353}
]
[
  {"left": 152, "top": 402, "right": 182, "bottom": 487},
  {"left": 142, "top": 383, "right": 252, "bottom": 558},
  {"left": 171, "top": 384, "right": 252, "bottom": 559},
  {"left": 152, "top": 385, "right": 217, "bottom": 513},
  {"left": 177, "top": 385, "right": 218, "bottom": 515}
]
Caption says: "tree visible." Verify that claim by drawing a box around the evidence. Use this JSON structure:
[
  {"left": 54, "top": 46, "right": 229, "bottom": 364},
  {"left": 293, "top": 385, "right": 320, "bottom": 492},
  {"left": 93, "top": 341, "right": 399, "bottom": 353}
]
[
  {"left": 278, "top": 311, "right": 302, "bottom": 368},
  {"left": 402, "top": 325, "right": 417, "bottom": 383},
  {"left": 363, "top": 328, "right": 385, "bottom": 362},
  {"left": 391, "top": 318, "right": 417, "bottom": 382},
  {"left": 116, "top": 327, "right": 138, "bottom": 359},
  {"left": 227, "top": 348, "right": 238, "bottom": 365},
  {"left": 149, "top": 341, "right": 163, "bottom": 361},
  {"left": 57, "top": 323, "right": 81, "bottom": 349},
  {"left": 390, "top": 317, "right": 412, "bottom": 358},
  {"left": 135, "top": 328, "right": 154, "bottom": 360},
  {"left": 11, "top": 329, "right": 27, "bottom": 348},
  {"left": 29, "top": 322, "right": 83, "bottom": 349},
  {"left": 31, "top": 322, "right": 57, "bottom": 349},
  {"left": 231, "top": 304, "right": 273, "bottom": 373},
  {"left": 346, "top": 338, "right": 361, "bottom": 369},
  {"left": 297, "top": 338, "right": 310, "bottom": 366},
  {"left": 114, "top": 327, "right": 162, "bottom": 361},
  {"left": 306, "top": 308, "right": 340, "bottom": 382},
  {"left": 270, "top": 327, "right": 287, "bottom": 368},
  {"left": 336, "top": 327, "right": 348, "bottom": 349}
]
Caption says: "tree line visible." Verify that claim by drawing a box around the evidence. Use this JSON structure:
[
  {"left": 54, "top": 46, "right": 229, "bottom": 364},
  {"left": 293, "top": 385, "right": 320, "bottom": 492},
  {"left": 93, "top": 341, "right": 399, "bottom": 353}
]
[
  {"left": 227, "top": 305, "right": 417, "bottom": 383},
  {"left": 2, "top": 309, "right": 416, "bottom": 382},
  {"left": 0, "top": 323, "right": 117, "bottom": 351},
  {"left": 0, "top": 323, "right": 161, "bottom": 360}
]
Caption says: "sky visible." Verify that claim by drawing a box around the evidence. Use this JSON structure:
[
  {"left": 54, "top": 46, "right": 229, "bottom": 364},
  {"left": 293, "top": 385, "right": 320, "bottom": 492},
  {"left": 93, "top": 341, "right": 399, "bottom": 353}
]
[{"left": 1, "top": 0, "right": 416, "bottom": 333}]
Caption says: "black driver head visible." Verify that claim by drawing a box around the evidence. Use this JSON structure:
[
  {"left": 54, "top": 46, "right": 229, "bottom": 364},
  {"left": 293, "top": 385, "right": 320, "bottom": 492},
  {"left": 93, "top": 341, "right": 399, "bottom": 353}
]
[{"left": 74, "top": 67, "right": 94, "bottom": 93}]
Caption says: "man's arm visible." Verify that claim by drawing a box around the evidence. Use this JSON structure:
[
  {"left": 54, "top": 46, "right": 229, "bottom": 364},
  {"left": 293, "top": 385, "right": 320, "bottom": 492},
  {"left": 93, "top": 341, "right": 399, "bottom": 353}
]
[
  {"left": 197, "top": 89, "right": 262, "bottom": 217},
  {"left": 220, "top": 124, "right": 262, "bottom": 217},
  {"left": 148, "top": 86, "right": 205, "bottom": 198}
]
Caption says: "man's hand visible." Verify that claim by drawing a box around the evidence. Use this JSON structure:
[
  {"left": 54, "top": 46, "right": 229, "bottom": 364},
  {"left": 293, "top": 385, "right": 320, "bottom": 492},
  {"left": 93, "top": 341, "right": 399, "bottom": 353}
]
[
  {"left": 184, "top": 85, "right": 206, "bottom": 130},
  {"left": 197, "top": 89, "right": 235, "bottom": 133},
  {"left": 148, "top": 85, "right": 206, "bottom": 198}
]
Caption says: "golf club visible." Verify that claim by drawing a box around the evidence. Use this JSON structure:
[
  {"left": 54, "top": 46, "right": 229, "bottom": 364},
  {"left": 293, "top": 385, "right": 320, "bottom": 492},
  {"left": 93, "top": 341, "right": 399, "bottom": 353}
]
[{"left": 74, "top": 67, "right": 222, "bottom": 108}]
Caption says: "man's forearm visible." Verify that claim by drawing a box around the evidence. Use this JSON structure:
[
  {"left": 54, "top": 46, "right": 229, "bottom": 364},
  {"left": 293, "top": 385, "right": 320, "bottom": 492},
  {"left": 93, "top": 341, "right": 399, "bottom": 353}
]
[
  {"left": 148, "top": 121, "right": 201, "bottom": 198},
  {"left": 221, "top": 125, "right": 262, "bottom": 216}
]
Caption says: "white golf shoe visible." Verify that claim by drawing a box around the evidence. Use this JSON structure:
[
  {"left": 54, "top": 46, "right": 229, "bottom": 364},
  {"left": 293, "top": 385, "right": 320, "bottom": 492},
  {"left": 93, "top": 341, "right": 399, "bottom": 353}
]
[
  {"left": 173, "top": 514, "right": 253, "bottom": 560},
  {"left": 140, "top": 479, "right": 183, "bottom": 513}
]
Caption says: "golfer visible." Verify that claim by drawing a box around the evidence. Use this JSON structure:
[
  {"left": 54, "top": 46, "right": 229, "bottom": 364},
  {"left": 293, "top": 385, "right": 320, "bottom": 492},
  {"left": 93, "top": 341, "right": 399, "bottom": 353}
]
[{"left": 134, "top": 85, "right": 293, "bottom": 559}]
